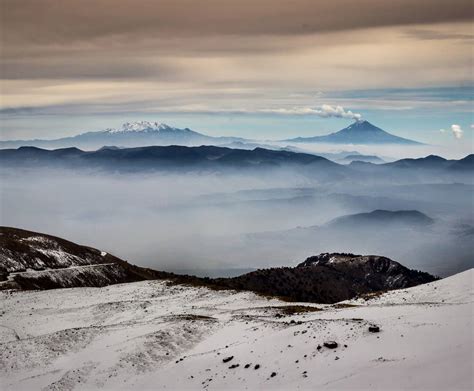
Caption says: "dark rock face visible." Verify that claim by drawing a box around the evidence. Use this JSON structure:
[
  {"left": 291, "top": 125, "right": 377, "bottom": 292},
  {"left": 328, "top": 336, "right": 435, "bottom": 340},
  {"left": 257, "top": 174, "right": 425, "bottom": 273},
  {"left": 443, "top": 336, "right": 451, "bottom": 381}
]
[{"left": 0, "top": 227, "right": 156, "bottom": 290}]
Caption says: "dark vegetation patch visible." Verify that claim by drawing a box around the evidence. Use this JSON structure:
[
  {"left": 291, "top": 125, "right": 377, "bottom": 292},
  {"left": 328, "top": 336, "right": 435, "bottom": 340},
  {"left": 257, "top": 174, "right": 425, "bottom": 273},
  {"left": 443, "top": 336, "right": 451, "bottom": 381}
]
[
  {"left": 332, "top": 303, "right": 361, "bottom": 309},
  {"left": 277, "top": 305, "right": 323, "bottom": 315}
]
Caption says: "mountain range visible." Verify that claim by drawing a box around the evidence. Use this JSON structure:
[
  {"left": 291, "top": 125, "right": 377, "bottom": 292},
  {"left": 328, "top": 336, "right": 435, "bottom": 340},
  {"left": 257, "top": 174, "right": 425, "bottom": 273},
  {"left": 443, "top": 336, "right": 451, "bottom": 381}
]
[
  {"left": 0, "top": 121, "right": 246, "bottom": 150},
  {"left": 0, "top": 145, "right": 341, "bottom": 175},
  {"left": 0, "top": 145, "right": 471, "bottom": 177},
  {"left": 0, "top": 120, "right": 422, "bottom": 149}
]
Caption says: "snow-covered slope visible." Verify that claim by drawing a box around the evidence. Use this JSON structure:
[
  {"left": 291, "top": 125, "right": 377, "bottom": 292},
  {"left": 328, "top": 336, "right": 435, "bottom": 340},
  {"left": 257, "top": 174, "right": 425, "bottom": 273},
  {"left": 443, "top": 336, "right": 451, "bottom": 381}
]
[
  {"left": 104, "top": 121, "right": 175, "bottom": 133},
  {"left": 1, "top": 269, "right": 472, "bottom": 390}
]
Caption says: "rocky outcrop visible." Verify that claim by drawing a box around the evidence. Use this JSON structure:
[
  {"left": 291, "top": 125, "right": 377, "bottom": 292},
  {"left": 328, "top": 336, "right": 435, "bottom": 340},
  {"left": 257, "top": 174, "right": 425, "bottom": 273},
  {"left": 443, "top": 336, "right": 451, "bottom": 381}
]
[
  {"left": 210, "top": 253, "right": 437, "bottom": 303},
  {"left": 0, "top": 227, "right": 157, "bottom": 290}
]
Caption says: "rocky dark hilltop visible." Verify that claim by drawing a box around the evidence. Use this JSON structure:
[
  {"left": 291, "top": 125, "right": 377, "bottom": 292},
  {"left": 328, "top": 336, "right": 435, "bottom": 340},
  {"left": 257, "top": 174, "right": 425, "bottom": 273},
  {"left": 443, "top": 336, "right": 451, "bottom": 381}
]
[
  {"left": 0, "top": 227, "right": 157, "bottom": 290},
  {"left": 211, "top": 253, "right": 437, "bottom": 303},
  {"left": 0, "top": 227, "right": 437, "bottom": 303}
]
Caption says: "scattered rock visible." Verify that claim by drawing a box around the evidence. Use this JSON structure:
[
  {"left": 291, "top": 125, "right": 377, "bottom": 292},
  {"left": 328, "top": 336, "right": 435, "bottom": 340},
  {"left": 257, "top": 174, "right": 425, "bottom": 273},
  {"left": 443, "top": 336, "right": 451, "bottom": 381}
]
[
  {"left": 254, "top": 364, "right": 260, "bottom": 370},
  {"left": 270, "top": 372, "right": 277, "bottom": 377},
  {"left": 369, "top": 325, "right": 380, "bottom": 333},
  {"left": 244, "top": 364, "right": 251, "bottom": 369},
  {"left": 229, "top": 364, "right": 240, "bottom": 369},
  {"left": 223, "top": 356, "right": 234, "bottom": 363},
  {"left": 324, "top": 341, "right": 338, "bottom": 349}
]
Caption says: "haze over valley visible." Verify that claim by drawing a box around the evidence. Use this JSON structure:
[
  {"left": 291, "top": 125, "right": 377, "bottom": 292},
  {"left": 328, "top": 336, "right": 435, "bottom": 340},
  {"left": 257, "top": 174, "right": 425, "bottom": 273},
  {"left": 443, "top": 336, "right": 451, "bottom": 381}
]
[{"left": 1, "top": 124, "right": 472, "bottom": 277}]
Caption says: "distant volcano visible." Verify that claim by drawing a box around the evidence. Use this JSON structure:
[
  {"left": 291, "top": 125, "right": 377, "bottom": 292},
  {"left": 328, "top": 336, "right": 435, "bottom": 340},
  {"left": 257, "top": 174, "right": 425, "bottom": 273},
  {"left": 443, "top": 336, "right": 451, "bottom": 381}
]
[{"left": 286, "top": 120, "right": 422, "bottom": 145}]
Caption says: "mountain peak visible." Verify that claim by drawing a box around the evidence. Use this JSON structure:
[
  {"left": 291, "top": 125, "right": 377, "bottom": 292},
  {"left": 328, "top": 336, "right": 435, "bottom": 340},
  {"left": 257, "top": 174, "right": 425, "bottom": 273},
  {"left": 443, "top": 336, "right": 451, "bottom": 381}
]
[
  {"left": 286, "top": 120, "right": 422, "bottom": 145},
  {"left": 344, "top": 120, "right": 382, "bottom": 132},
  {"left": 106, "top": 121, "right": 173, "bottom": 133}
]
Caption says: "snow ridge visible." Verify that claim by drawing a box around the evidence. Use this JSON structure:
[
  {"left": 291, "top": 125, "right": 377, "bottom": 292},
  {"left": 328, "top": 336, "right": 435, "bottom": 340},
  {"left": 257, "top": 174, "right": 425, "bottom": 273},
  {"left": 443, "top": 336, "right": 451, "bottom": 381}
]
[{"left": 105, "top": 121, "right": 174, "bottom": 133}]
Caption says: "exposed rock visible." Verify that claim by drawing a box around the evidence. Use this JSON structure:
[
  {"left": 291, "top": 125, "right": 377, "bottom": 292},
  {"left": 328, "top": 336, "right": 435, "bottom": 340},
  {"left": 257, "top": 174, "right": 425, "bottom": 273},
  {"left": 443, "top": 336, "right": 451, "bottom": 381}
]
[
  {"left": 211, "top": 253, "right": 437, "bottom": 303},
  {"left": 222, "top": 356, "right": 234, "bottom": 363},
  {"left": 323, "top": 341, "right": 338, "bottom": 349}
]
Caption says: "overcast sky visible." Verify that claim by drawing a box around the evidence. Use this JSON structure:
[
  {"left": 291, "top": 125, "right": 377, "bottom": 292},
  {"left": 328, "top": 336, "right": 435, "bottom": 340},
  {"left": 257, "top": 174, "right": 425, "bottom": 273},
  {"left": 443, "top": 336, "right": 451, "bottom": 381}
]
[{"left": 0, "top": 0, "right": 472, "bottom": 150}]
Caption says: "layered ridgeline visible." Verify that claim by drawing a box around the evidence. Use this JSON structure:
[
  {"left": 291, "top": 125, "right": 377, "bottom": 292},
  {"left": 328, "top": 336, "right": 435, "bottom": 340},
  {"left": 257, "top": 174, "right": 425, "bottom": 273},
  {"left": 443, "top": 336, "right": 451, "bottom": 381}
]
[
  {"left": 0, "top": 145, "right": 472, "bottom": 173},
  {"left": 0, "top": 227, "right": 436, "bottom": 303},
  {"left": 0, "top": 145, "right": 342, "bottom": 175},
  {"left": 0, "top": 120, "right": 421, "bottom": 149},
  {"left": 285, "top": 120, "right": 422, "bottom": 145}
]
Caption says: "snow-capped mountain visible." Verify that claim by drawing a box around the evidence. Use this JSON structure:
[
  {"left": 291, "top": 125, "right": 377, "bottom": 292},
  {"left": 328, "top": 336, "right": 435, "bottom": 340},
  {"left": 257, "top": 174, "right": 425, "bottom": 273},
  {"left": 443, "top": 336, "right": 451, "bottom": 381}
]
[
  {"left": 0, "top": 121, "right": 247, "bottom": 150},
  {"left": 104, "top": 121, "right": 178, "bottom": 133},
  {"left": 286, "top": 120, "right": 422, "bottom": 145}
]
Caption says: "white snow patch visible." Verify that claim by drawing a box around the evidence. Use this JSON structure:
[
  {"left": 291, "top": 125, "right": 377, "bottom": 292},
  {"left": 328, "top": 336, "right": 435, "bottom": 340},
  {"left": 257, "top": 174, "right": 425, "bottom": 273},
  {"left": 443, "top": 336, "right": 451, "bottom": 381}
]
[
  {"left": 105, "top": 121, "right": 173, "bottom": 134},
  {"left": 0, "top": 269, "right": 472, "bottom": 390}
]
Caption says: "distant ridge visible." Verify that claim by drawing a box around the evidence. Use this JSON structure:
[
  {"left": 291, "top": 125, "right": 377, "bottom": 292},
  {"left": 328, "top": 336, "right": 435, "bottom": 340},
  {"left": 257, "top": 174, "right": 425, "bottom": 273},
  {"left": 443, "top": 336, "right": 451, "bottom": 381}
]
[
  {"left": 0, "top": 147, "right": 471, "bottom": 177},
  {"left": 286, "top": 120, "right": 422, "bottom": 145},
  {"left": 326, "top": 210, "right": 435, "bottom": 228}
]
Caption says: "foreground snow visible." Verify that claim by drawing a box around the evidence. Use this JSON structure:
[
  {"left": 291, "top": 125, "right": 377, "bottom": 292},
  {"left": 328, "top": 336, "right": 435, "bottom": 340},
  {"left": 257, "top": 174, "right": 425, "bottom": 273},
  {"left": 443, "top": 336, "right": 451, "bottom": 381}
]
[{"left": 0, "top": 270, "right": 472, "bottom": 390}]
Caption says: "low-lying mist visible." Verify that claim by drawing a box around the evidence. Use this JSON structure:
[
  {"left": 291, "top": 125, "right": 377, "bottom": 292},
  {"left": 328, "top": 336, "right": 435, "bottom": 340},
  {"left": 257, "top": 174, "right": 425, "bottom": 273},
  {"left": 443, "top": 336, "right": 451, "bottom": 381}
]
[{"left": 1, "top": 166, "right": 472, "bottom": 277}]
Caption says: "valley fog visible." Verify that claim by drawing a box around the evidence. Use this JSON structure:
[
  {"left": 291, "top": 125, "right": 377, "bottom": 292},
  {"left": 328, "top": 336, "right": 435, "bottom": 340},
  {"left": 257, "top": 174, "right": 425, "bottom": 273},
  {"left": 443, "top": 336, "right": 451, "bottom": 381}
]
[{"left": 1, "top": 167, "right": 472, "bottom": 277}]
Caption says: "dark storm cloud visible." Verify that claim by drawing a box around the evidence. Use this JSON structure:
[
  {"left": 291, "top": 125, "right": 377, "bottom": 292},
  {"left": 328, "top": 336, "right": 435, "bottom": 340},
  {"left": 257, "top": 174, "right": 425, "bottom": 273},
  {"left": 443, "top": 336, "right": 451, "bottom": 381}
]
[
  {"left": 2, "top": 0, "right": 472, "bottom": 44},
  {"left": 1, "top": 0, "right": 472, "bottom": 117}
]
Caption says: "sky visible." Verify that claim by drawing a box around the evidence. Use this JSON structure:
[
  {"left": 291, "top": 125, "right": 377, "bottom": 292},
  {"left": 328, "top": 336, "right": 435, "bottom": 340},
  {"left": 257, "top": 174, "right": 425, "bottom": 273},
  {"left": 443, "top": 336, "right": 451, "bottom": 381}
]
[{"left": 0, "top": 0, "right": 473, "bottom": 151}]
